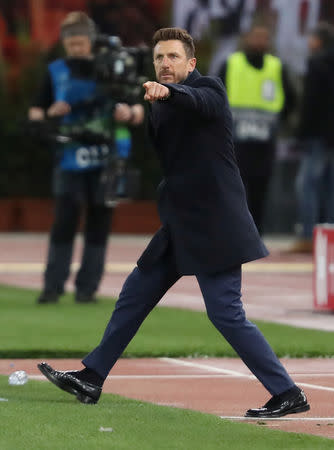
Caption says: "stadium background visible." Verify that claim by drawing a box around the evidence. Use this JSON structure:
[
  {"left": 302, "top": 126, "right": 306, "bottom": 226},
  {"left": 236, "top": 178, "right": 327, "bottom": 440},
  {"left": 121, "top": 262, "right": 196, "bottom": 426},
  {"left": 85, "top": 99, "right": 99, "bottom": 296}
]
[{"left": 0, "top": 0, "right": 333, "bottom": 234}]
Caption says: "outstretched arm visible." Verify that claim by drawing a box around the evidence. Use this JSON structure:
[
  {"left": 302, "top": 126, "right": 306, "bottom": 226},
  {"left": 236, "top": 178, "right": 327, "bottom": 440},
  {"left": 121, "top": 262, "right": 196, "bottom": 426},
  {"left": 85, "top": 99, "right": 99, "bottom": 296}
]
[{"left": 143, "top": 78, "right": 227, "bottom": 120}]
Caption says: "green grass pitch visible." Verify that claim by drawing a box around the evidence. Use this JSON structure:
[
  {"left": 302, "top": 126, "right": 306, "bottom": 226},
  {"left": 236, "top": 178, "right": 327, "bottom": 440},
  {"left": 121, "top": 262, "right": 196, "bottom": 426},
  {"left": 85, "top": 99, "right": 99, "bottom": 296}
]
[
  {"left": 1, "top": 284, "right": 334, "bottom": 359},
  {"left": 1, "top": 284, "right": 334, "bottom": 448},
  {"left": 1, "top": 376, "right": 333, "bottom": 450}
]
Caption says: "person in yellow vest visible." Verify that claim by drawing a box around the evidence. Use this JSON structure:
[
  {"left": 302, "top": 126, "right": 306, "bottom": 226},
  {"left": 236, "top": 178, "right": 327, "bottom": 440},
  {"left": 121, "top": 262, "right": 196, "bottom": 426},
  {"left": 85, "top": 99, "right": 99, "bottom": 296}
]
[{"left": 218, "top": 21, "right": 295, "bottom": 234}]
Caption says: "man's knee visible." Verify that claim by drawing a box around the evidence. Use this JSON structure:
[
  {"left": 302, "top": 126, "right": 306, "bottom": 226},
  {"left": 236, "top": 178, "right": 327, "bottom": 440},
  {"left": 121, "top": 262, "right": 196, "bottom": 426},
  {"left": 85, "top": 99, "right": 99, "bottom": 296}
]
[
  {"left": 84, "top": 206, "right": 112, "bottom": 245},
  {"left": 206, "top": 302, "right": 246, "bottom": 330},
  {"left": 51, "top": 197, "right": 81, "bottom": 243}
]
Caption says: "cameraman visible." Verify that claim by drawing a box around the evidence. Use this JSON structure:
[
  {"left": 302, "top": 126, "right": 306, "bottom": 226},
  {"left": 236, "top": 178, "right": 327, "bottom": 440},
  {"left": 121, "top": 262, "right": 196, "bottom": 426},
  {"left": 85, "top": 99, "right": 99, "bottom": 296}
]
[{"left": 28, "top": 11, "right": 144, "bottom": 304}]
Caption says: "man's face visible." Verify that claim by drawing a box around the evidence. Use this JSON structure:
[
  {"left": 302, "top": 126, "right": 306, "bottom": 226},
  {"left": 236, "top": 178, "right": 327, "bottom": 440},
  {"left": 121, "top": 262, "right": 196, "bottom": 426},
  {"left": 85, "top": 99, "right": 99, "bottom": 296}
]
[
  {"left": 62, "top": 35, "right": 92, "bottom": 58},
  {"left": 153, "top": 40, "right": 196, "bottom": 84},
  {"left": 245, "top": 27, "right": 270, "bottom": 54}
]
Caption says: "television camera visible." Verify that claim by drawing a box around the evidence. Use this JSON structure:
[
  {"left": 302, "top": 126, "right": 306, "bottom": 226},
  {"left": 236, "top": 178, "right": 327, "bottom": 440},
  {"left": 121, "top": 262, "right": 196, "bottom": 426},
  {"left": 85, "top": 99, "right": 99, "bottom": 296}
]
[
  {"left": 92, "top": 34, "right": 151, "bottom": 102},
  {"left": 26, "top": 36, "right": 148, "bottom": 207}
]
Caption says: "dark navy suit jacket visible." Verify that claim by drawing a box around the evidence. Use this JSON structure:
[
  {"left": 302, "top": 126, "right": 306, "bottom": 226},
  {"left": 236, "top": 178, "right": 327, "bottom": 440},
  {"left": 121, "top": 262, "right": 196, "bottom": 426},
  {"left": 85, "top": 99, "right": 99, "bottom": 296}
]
[{"left": 138, "top": 69, "right": 268, "bottom": 275}]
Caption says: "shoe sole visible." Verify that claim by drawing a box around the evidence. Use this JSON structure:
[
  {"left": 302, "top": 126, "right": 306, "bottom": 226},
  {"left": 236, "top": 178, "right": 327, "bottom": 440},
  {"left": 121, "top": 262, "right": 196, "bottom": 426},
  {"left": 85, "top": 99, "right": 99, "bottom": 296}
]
[
  {"left": 245, "top": 403, "right": 310, "bottom": 418},
  {"left": 37, "top": 364, "right": 97, "bottom": 405}
]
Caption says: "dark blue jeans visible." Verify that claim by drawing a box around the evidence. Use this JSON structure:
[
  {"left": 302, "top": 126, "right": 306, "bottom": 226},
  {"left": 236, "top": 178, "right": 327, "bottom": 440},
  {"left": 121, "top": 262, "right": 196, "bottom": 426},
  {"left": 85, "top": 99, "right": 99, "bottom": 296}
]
[
  {"left": 83, "top": 255, "right": 295, "bottom": 396},
  {"left": 296, "top": 140, "right": 334, "bottom": 238}
]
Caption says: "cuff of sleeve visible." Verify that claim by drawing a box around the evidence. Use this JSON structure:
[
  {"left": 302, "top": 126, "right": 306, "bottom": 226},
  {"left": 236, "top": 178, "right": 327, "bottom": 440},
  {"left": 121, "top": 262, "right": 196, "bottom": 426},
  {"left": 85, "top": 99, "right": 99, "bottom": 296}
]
[{"left": 158, "top": 88, "right": 172, "bottom": 102}]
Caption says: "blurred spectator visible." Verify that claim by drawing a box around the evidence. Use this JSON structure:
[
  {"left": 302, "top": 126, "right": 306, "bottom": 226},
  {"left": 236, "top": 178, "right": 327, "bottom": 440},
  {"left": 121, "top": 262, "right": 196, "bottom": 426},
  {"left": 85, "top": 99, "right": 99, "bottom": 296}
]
[
  {"left": 218, "top": 20, "right": 296, "bottom": 234},
  {"left": 28, "top": 11, "right": 144, "bottom": 304},
  {"left": 208, "top": 0, "right": 257, "bottom": 75},
  {"left": 88, "top": 0, "right": 156, "bottom": 46},
  {"left": 288, "top": 22, "right": 334, "bottom": 253},
  {"left": 184, "top": 0, "right": 210, "bottom": 41}
]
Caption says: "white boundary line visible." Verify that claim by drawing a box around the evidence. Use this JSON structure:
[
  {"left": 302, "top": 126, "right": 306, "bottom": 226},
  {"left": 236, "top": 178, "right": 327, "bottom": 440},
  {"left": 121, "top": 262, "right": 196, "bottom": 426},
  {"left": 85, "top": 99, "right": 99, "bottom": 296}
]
[
  {"left": 298, "top": 382, "right": 334, "bottom": 393},
  {"left": 28, "top": 374, "right": 251, "bottom": 381},
  {"left": 22, "top": 359, "right": 334, "bottom": 396},
  {"left": 292, "top": 374, "right": 334, "bottom": 377},
  {"left": 0, "top": 262, "right": 313, "bottom": 274},
  {"left": 20, "top": 374, "right": 334, "bottom": 386},
  {"left": 220, "top": 416, "right": 334, "bottom": 422},
  {"left": 159, "top": 357, "right": 252, "bottom": 378},
  {"left": 0, "top": 262, "right": 135, "bottom": 273},
  {"left": 160, "top": 358, "right": 334, "bottom": 393}
]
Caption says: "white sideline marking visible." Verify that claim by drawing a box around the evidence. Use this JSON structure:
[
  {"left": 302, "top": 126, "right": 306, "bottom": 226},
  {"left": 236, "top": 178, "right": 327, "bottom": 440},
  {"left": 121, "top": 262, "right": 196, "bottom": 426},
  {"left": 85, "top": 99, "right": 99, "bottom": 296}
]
[
  {"left": 106, "top": 374, "right": 236, "bottom": 380},
  {"left": 160, "top": 357, "right": 252, "bottom": 378},
  {"left": 29, "top": 359, "right": 334, "bottom": 394},
  {"left": 293, "top": 373, "right": 334, "bottom": 377},
  {"left": 0, "top": 262, "right": 135, "bottom": 273},
  {"left": 161, "top": 358, "right": 334, "bottom": 393},
  {"left": 29, "top": 373, "right": 334, "bottom": 385},
  {"left": 29, "top": 374, "right": 249, "bottom": 380},
  {"left": 298, "top": 382, "right": 334, "bottom": 393},
  {"left": 243, "top": 263, "right": 312, "bottom": 273},
  {"left": 0, "top": 261, "right": 312, "bottom": 274},
  {"left": 220, "top": 416, "right": 334, "bottom": 422}
]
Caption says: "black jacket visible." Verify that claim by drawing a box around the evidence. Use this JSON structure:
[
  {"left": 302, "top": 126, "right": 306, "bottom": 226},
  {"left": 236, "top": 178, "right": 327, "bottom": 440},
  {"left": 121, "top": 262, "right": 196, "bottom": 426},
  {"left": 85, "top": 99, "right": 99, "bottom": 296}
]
[
  {"left": 137, "top": 69, "right": 268, "bottom": 275},
  {"left": 298, "top": 47, "right": 334, "bottom": 145}
]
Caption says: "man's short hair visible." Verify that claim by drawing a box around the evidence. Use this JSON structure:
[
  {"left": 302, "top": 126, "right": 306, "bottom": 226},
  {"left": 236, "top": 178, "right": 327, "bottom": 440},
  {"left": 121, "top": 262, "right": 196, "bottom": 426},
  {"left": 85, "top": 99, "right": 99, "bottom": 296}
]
[
  {"left": 152, "top": 27, "right": 195, "bottom": 59},
  {"left": 60, "top": 11, "right": 96, "bottom": 41}
]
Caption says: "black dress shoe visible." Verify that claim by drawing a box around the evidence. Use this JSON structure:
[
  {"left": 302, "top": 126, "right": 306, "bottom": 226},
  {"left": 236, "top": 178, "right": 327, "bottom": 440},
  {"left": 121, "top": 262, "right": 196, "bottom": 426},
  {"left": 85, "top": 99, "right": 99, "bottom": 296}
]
[
  {"left": 37, "top": 362, "right": 102, "bottom": 404},
  {"left": 245, "top": 387, "right": 310, "bottom": 418},
  {"left": 37, "top": 291, "right": 59, "bottom": 304}
]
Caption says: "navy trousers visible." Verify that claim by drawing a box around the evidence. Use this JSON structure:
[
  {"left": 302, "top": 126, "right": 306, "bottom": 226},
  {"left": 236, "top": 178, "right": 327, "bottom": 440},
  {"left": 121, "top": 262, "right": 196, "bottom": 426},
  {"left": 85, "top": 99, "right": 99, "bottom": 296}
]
[{"left": 83, "top": 254, "right": 295, "bottom": 396}]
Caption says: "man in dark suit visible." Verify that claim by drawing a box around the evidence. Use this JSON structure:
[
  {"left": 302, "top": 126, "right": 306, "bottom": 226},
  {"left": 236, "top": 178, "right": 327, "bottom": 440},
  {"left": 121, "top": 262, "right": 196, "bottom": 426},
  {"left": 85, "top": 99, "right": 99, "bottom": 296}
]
[{"left": 38, "top": 27, "right": 309, "bottom": 418}]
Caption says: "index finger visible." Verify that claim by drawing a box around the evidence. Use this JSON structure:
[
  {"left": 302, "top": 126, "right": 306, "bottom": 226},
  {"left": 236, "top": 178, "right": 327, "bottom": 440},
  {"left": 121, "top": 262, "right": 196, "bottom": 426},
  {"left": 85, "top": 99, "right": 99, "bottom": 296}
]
[{"left": 143, "top": 81, "right": 154, "bottom": 90}]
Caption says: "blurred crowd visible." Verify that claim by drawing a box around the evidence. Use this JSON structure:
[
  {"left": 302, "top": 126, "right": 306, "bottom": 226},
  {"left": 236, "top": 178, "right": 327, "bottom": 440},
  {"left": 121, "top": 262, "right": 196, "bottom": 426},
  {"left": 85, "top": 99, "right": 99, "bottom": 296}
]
[
  {"left": 218, "top": 19, "right": 334, "bottom": 253},
  {"left": 0, "top": 1, "right": 334, "bottom": 256}
]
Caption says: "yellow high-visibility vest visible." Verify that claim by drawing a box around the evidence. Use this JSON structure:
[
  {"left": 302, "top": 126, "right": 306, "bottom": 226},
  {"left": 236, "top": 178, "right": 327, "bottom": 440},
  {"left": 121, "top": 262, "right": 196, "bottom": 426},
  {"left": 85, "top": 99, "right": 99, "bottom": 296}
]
[
  {"left": 226, "top": 51, "right": 285, "bottom": 112},
  {"left": 225, "top": 52, "right": 285, "bottom": 142}
]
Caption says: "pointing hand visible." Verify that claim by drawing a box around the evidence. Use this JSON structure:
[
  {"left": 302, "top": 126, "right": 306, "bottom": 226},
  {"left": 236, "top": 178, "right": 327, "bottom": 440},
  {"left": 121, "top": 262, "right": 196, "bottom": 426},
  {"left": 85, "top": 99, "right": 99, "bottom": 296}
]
[{"left": 143, "top": 81, "right": 170, "bottom": 103}]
